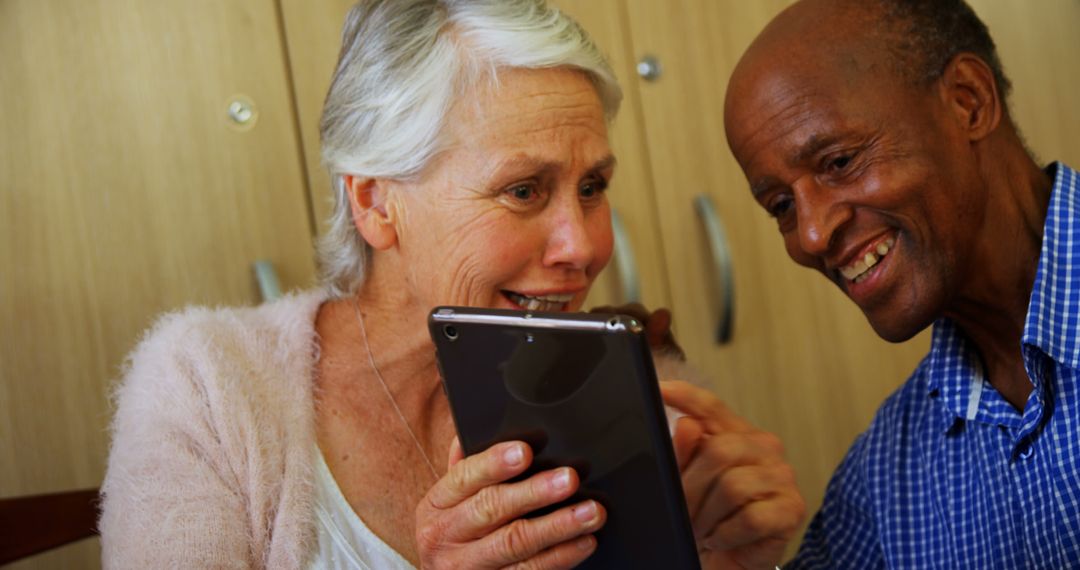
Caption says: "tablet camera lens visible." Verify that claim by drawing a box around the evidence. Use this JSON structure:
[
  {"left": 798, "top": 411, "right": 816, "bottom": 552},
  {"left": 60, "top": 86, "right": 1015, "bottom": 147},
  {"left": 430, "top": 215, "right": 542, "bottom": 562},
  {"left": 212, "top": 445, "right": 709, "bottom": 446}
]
[{"left": 443, "top": 325, "right": 458, "bottom": 341}]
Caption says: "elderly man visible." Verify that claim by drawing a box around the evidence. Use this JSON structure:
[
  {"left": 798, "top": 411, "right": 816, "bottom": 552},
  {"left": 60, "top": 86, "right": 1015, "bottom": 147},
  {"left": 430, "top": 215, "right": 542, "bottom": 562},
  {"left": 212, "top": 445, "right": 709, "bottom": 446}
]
[{"left": 724, "top": 0, "right": 1080, "bottom": 567}]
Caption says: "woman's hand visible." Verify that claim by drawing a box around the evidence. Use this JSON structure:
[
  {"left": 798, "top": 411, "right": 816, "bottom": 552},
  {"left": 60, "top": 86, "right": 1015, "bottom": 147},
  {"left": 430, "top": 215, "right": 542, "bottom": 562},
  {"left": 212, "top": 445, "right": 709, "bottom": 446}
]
[
  {"left": 662, "top": 381, "right": 806, "bottom": 570},
  {"left": 415, "top": 438, "right": 606, "bottom": 569}
]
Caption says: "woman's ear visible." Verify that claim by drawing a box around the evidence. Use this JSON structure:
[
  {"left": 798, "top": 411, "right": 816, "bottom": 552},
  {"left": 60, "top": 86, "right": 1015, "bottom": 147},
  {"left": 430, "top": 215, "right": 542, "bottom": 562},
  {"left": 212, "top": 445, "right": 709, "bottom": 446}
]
[
  {"left": 344, "top": 174, "right": 398, "bottom": 251},
  {"left": 939, "top": 53, "right": 1002, "bottom": 142}
]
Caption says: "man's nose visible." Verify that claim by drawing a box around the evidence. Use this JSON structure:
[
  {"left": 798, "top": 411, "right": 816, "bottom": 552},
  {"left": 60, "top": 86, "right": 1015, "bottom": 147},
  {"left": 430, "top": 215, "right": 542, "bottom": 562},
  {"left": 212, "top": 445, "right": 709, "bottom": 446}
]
[
  {"left": 542, "top": 197, "right": 598, "bottom": 271},
  {"left": 794, "top": 180, "right": 853, "bottom": 257}
]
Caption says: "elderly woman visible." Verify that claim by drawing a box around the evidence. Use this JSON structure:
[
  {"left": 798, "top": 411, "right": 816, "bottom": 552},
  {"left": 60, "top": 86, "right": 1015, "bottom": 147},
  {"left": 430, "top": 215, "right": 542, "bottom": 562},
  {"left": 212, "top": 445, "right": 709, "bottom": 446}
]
[{"left": 100, "top": 0, "right": 804, "bottom": 568}]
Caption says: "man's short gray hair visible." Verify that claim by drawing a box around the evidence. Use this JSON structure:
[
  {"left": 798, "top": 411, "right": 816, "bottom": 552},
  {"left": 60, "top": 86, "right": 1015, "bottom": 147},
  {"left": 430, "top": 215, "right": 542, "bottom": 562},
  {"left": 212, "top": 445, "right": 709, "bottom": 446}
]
[{"left": 317, "top": 0, "right": 622, "bottom": 298}]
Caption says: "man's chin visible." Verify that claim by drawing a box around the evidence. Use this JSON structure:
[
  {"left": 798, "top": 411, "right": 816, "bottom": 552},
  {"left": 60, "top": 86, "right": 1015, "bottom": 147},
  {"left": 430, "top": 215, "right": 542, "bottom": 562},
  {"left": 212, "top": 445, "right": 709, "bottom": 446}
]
[{"left": 864, "top": 310, "right": 935, "bottom": 343}]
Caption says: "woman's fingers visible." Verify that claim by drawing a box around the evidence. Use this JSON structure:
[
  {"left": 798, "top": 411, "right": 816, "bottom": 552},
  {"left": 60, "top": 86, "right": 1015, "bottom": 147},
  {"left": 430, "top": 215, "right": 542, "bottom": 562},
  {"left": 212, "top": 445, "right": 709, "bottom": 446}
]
[
  {"left": 481, "top": 500, "right": 606, "bottom": 568},
  {"left": 452, "top": 467, "right": 581, "bottom": 540},
  {"left": 447, "top": 436, "right": 465, "bottom": 468},
  {"left": 504, "top": 534, "right": 597, "bottom": 570},
  {"left": 417, "top": 440, "right": 607, "bottom": 568},
  {"left": 426, "top": 441, "right": 531, "bottom": 511}
]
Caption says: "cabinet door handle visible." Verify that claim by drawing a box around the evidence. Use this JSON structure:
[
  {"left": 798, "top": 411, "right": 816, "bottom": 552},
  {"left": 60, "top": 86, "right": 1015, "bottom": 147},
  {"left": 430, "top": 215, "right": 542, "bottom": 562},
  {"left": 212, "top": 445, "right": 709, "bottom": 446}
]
[
  {"left": 693, "top": 195, "right": 734, "bottom": 344},
  {"left": 253, "top": 259, "right": 282, "bottom": 302},
  {"left": 611, "top": 209, "right": 642, "bottom": 303}
]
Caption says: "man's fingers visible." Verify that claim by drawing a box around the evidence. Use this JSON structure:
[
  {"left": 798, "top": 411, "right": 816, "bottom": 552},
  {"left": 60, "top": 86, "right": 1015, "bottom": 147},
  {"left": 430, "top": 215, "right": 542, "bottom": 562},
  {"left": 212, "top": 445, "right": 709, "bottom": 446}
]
[
  {"left": 681, "top": 433, "right": 764, "bottom": 519},
  {"left": 672, "top": 415, "right": 705, "bottom": 470},
  {"left": 703, "top": 494, "right": 806, "bottom": 551},
  {"left": 661, "top": 380, "right": 752, "bottom": 433},
  {"left": 691, "top": 463, "right": 795, "bottom": 541}
]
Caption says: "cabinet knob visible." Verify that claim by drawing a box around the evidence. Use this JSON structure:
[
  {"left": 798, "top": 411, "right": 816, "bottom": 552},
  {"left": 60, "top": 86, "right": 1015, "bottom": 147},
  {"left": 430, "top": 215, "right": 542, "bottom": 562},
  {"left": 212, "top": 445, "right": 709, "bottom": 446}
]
[
  {"left": 226, "top": 95, "right": 258, "bottom": 130},
  {"left": 636, "top": 55, "right": 662, "bottom": 82}
]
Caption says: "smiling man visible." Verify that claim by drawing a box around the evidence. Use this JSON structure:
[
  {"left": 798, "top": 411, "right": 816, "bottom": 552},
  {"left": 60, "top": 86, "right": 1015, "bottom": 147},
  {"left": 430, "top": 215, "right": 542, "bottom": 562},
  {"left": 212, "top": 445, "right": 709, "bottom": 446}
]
[{"left": 724, "top": 0, "right": 1080, "bottom": 567}]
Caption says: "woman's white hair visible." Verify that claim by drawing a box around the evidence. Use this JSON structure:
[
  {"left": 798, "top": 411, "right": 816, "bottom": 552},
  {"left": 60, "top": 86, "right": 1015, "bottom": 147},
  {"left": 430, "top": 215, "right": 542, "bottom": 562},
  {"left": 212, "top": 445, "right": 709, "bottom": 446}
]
[{"left": 317, "top": 0, "right": 622, "bottom": 298}]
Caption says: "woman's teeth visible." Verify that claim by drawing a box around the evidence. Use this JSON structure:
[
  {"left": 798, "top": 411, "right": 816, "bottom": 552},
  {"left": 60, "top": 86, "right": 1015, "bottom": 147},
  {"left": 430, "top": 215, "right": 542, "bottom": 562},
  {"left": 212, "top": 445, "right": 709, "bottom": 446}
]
[
  {"left": 506, "top": 292, "right": 574, "bottom": 311},
  {"left": 840, "top": 237, "right": 895, "bottom": 283}
]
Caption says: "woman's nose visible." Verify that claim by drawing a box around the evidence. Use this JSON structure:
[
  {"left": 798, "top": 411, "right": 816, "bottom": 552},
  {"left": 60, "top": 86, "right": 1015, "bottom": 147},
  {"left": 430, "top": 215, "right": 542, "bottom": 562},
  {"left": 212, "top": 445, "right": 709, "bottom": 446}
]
[{"left": 542, "top": 198, "right": 598, "bottom": 271}]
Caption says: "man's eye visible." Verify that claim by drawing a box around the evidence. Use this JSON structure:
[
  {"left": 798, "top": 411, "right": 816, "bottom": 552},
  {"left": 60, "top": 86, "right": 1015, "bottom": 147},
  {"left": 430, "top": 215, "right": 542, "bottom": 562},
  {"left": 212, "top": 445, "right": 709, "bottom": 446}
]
[
  {"left": 827, "top": 155, "right": 853, "bottom": 172},
  {"left": 580, "top": 178, "right": 609, "bottom": 199},
  {"left": 768, "top": 197, "right": 794, "bottom": 218}
]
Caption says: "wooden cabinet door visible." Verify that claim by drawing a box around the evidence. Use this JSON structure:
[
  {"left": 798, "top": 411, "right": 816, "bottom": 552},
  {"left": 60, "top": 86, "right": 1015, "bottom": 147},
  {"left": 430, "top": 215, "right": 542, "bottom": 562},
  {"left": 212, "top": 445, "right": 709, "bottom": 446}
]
[
  {"left": 549, "top": 0, "right": 671, "bottom": 310},
  {"left": 0, "top": 1, "right": 316, "bottom": 567}
]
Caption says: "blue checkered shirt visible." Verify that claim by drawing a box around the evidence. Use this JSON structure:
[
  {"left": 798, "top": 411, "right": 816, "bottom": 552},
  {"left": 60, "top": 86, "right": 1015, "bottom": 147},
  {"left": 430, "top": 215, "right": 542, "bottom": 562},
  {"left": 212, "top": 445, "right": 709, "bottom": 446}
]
[{"left": 789, "top": 162, "right": 1080, "bottom": 569}]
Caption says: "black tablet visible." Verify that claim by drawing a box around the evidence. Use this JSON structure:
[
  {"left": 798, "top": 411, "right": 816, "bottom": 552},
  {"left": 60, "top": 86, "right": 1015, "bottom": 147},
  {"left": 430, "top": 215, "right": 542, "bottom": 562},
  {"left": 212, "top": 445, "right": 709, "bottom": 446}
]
[{"left": 428, "top": 306, "right": 700, "bottom": 569}]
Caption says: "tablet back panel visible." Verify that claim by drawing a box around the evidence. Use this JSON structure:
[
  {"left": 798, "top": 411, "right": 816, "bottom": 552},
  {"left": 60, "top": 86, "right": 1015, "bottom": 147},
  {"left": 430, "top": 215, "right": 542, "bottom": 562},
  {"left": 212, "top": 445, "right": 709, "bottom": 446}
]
[{"left": 429, "top": 307, "right": 700, "bottom": 569}]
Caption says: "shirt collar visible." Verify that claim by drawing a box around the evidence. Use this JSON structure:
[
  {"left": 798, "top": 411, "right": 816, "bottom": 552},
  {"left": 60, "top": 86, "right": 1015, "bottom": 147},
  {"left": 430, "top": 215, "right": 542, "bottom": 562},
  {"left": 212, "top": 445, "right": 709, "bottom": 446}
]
[
  {"left": 924, "top": 319, "right": 1005, "bottom": 430},
  {"left": 924, "top": 162, "right": 1080, "bottom": 433},
  {"left": 1022, "top": 162, "right": 1080, "bottom": 370}
]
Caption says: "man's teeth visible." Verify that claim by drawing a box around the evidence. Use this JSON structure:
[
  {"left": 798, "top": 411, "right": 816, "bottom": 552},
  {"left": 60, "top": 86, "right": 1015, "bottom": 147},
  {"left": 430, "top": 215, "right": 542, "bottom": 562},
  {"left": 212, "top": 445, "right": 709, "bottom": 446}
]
[
  {"left": 840, "top": 237, "right": 895, "bottom": 282},
  {"left": 507, "top": 292, "right": 574, "bottom": 311}
]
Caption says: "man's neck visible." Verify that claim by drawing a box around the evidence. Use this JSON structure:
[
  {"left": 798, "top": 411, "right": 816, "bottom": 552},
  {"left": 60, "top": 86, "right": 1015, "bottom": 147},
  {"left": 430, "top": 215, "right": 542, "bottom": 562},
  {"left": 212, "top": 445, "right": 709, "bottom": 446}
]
[{"left": 947, "top": 143, "right": 1053, "bottom": 410}]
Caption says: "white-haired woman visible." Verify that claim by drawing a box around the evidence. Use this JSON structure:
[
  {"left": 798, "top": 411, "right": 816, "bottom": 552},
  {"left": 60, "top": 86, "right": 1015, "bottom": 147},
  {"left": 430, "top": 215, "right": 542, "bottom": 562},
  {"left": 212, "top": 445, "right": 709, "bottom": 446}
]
[{"left": 100, "top": 1, "right": 805, "bottom": 568}]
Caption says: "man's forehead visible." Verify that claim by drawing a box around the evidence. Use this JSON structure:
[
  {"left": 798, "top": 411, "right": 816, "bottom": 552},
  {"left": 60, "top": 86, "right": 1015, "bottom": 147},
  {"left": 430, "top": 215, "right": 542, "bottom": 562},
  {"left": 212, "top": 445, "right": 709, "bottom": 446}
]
[{"left": 737, "top": 0, "right": 888, "bottom": 81}]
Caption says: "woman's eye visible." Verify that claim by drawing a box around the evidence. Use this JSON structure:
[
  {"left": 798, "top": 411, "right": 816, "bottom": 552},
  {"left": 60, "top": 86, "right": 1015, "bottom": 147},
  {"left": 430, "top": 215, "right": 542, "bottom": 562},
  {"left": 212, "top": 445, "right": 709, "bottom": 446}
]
[{"left": 507, "top": 184, "right": 536, "bottom": 201}]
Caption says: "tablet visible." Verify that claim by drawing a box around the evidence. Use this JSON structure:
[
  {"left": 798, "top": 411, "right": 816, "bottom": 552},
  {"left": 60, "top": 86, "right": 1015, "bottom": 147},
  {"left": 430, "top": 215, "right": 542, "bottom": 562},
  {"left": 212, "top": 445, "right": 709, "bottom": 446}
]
[{"left": 428, "top": 306, "right": 700, "bottom": 569}]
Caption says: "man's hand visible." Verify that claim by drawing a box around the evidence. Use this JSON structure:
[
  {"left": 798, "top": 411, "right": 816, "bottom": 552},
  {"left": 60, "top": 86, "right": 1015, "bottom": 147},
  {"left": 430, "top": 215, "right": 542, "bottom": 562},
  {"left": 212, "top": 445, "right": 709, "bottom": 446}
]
[
  {"left": 590, "top": 303, "right": 685, "bottom": 360},
  {"left": 663, "top": 381, "right": 806, "bottom": 569}
]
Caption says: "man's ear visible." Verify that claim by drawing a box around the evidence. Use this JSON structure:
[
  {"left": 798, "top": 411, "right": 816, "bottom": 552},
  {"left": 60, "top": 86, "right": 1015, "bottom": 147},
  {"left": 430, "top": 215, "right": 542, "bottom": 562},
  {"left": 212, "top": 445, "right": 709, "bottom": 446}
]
[
  {"left": 344, "top": 174, "right": 398, "bottom": 251},
  {"left": 939, "top": 53, "right": 1002, "bottom": 142}
]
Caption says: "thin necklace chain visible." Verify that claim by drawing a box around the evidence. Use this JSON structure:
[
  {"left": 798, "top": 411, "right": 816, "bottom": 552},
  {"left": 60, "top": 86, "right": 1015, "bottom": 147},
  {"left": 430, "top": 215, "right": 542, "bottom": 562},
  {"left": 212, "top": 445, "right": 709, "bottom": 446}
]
[{"left": 351, "top": 298, "right": 440, "bottom": 482}]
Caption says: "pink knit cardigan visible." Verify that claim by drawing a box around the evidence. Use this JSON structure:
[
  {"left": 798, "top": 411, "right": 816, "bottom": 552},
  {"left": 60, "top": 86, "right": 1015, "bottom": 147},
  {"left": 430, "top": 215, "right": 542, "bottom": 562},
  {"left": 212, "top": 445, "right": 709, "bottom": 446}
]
[
  {"left": 99, "top": 290, "right": 699, "bottom": 568},
  {"left": 100, "top": 290, "right": 326, "bottom": 569}
]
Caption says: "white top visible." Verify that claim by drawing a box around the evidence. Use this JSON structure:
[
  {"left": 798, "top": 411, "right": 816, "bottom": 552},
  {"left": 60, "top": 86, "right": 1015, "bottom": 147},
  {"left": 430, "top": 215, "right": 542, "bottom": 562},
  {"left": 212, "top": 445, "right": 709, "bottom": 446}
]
[
  {"left": 309, "top": 447, "right": 416, "bottom": 569},
  {"left": 309, "top": 408, "right": 685, "bottom": 569}
]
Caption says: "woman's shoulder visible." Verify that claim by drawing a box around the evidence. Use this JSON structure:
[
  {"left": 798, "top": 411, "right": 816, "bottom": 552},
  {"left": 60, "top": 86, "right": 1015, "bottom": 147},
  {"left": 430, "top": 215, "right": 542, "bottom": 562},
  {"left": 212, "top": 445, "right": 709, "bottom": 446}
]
[
  {"left": 115, "top": 288, "right": 327, "bottom": 415},
  {"left": 138, "top": 287, "right": 325, "bottom": 349},
  {"left": 102, "top": 290, "right": 327, "bottom": 566}
]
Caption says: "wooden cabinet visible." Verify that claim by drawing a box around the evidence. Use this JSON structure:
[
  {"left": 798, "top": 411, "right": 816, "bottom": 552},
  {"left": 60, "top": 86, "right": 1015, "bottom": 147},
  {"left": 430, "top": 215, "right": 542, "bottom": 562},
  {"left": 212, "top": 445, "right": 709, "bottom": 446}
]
[
  {"left": 0, "top": 1, "right": 317, "bottom": 567},
  {"left": 3, "top": 1, "right": 1078, "bottom": 568}
]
